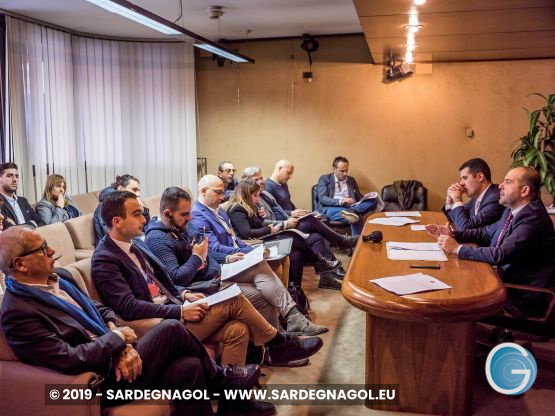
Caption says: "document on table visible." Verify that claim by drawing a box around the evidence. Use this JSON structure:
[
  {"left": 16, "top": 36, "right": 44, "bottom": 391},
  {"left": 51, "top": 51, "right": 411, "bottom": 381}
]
[
  {"left": 370, "top": 273, "right": 452, "bottom": 295},
  {"left": 411, "top": 225, "right": 426, "bottom": 231},
  {"left": 188, "top": 283, "right": 242, "bottom": 306},
  {"left": 385, "top": 211, "right": 421, "bottom": 217},
  {"left": 386, "top": 241, "right": 448, "bottom": 261},
  {"left": 368, "top": 217, "right": 419, "bottom": 226},
  {"left": 221, "top": 245, "right": 264, "bottom": 281}
]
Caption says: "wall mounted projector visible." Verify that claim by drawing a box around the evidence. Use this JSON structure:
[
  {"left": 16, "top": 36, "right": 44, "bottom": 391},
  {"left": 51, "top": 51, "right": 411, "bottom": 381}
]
[{"left": 383, "top": 62, "right": 413, "bottom": 83}]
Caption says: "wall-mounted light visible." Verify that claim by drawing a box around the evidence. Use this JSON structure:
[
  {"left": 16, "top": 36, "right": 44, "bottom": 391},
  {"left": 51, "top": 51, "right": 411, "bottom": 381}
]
[
  {"left": 414, "top": 0, "right": 426, "bottom": 5},
  {"left": 85, "top": 0, "right": 254, "bottom": 63}
]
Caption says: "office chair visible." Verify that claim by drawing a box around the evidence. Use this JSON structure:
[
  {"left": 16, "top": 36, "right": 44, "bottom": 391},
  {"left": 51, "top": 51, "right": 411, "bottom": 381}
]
[{"left": 381, "top": 180, "right": 428, "bottom": 211}]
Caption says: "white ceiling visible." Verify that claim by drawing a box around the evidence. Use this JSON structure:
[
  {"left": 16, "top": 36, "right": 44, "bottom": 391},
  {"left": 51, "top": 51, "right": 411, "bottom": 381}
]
[{"left": 0, "top": 0, "right": 363, "bottom": 40}]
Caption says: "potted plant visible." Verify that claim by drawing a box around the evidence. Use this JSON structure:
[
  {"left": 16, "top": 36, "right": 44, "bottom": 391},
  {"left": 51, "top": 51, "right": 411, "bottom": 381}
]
[{"left": 511, "top": 93, "right": 555, "bottom": 205}]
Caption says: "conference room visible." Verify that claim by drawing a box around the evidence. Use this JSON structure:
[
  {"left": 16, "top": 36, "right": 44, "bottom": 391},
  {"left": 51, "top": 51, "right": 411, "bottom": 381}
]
[{"left": 0, "top": 1, "right": 554, "bottom": 415}]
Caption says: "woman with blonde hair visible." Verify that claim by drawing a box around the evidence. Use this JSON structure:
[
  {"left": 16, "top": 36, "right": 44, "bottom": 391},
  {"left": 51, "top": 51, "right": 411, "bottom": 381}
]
[{"left": 36, "top": 174, "right": 80, "bottom": 225}]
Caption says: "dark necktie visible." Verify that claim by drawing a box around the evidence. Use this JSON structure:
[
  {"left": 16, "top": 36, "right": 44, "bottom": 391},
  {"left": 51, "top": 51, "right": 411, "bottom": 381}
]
[
  {"left": 495, "top": 213, "right": 513, "bottom": 248},
  {"left": 129, "top": 244, "right": 182, "bottom": 305}
]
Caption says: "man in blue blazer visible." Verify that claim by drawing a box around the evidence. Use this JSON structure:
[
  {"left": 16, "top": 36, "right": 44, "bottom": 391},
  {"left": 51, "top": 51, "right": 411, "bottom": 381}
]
[
  {"left": 0, "top": 162, "right": 42, "bottom": 229},
  {"left": 442, "top": 158, "right": 505, "bottom": 230},
  {"left": 316, "top": 156, "right": 379, "bottom": 235},
  {"left": 430, "top": 167, "right": 555, "bottom": 318}
]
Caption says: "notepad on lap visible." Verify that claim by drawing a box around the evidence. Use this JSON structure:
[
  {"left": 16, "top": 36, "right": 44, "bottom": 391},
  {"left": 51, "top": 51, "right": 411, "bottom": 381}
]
[
  {"left": 188, "top": 283, "right": 242, "bottom": 306},
  {"left": 370, "top": 273, "right": 452, "bottom": 295},
  {"left": 221, "top": 245, "right": 265, "bottom": 280}
]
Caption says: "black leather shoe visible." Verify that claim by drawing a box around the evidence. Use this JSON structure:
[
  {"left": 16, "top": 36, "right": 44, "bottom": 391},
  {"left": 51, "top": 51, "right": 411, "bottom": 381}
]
[
  {"left": 221, "top": 364, "right": 261, "bottom": 390},
  {"left": 267, "top": 334, "right": 323, "bottom": 366},
  {"left": 318, "top": 271, "right": 342, "bottom": 290},
  {"left": 313, "top": 257, "right": 341, "bottom": 274},
  {"left": 342, "top": 235, "right": 359, "bottom": 248},
  {"left": 334, "top": 265, "right": 346, "bottom": 278},
  {"left": 217, "top": 399, "right": 276, "bottom": 416}
]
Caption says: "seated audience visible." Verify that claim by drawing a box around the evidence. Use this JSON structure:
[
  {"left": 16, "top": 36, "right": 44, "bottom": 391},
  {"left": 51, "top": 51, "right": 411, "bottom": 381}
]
[
  {"left": 36, "top": 174, "right": 80, "bottom": 224},
  {"left": 316, "top": 156, "right": 379, "bottom": 235},
  {"left": 442, "top": 158, "right": 505, "bottom": 230},
  {"left": 0, "top": 226, "right": 266, "bottom": 416},
  {"left": 428, "top": 167, "right": 555, "bottom": 318},
  {"left": 227, "top": 179, "right": 345, "bottom": 291},
  {"left": 0, "top": 209, "right": 4, "bottom": 293},
  {"left": 218, "top": 161, "right": 238, "bottom": 202},
  {"left": 144, "top": 186, "right": 327, "bottom": 336},
  {"left": 93, "top": 174, "right": 150, "bottom": 244},
  {"left": 264, "top": 160, "right": 308, "bottom": 218},
  {"left": 92, "top": 191, "right": 322, "bottom": 368},
  {"left": 0, "top": 162, "right": 41, "bottom": 229}
]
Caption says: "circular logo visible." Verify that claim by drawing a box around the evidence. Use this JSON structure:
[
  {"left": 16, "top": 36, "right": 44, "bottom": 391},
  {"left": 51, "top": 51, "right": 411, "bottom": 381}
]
[{"left": 485, "top": 342, "right": 537, "bottom": 395}]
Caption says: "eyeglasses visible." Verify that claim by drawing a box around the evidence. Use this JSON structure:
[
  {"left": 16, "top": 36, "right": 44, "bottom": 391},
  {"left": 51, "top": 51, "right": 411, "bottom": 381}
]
[
  {"left": 222, "top": 168, "right": 235, "bottom": 173},
  {"left": 11, "top": 240, "right": 50, "bottom": 267},
  {"left": 206, "top": 188, "right": 225, "bottom": 196}
]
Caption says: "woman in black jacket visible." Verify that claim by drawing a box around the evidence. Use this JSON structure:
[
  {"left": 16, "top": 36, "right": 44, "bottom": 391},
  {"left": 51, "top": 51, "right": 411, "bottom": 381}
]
[{"left": 227, "top": 179, "right": 343, "bottom": 292}]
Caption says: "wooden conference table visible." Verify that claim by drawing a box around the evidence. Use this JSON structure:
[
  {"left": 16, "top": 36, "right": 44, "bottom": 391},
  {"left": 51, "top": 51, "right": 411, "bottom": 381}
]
[{"left": 341, "top": 212, "right": 507, "bottom": 416}]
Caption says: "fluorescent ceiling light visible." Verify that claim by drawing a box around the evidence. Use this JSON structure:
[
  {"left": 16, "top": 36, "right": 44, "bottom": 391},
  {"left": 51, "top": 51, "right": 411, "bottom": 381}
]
[
  {"left": 85, "top": 0, "right": 181, "bottom": 35},
  {"left": 85, "top": 0, "right": 255, "bottom": 63},
  {"left": 193, "top": 44, "right": 248, "bottom": 63}
]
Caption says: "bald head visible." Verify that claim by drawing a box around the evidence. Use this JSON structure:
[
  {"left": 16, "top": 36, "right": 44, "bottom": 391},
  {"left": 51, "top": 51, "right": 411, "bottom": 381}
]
[
  {"left": 271, "top": 160, "right": 295, "bottom": 184},
  {"left": 197, "top": 175, "right": 225, "bottom": 208},
  {"left": 0, "top": 226, "right": 50, "bottom": 278}
]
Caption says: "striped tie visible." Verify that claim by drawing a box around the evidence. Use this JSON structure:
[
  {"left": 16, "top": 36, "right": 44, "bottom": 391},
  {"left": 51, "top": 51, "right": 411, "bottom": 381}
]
[{"left": 495, "top": 213, "right": 513, "bottom": 248}]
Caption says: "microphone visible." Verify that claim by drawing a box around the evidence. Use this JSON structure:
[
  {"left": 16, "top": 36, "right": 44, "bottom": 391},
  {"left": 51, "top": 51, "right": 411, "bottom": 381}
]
[{"left": 362, "top": 230, "right": 383, "bottom": 243}]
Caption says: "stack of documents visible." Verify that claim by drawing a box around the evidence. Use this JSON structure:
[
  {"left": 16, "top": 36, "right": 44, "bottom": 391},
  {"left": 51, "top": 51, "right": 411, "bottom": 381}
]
[
  {"left": 368, "top": 217, "right": 419, "bottom": 226},
  {"left": 188, "top": 283, "right": 242, "bottom": 306},
  {"left": 386, "top": 241, "right": 448, "bottom": 261},
  {"left": 385, "top": 211, "right": 421, "bottom": 217},
  {"left": 370, "top": 273, "right": 452, "bottom": 295}
]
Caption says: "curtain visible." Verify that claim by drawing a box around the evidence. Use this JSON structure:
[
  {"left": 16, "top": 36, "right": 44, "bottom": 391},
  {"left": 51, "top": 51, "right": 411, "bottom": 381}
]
[{"left": 5, "top": 16, "right": 197, "bottom": 202}]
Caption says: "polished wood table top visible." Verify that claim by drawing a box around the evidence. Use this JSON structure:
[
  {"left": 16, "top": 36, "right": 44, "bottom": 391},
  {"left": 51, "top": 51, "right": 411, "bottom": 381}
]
[{"left": 342, "top": 212, "right": 507, "bottom": 322}]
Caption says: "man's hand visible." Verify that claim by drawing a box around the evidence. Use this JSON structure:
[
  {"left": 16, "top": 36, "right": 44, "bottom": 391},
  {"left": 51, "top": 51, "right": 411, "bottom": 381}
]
[
  {"left": 425, "top": 223, "right": 452, "bottom": 237},
  {"left": 285, "top": 218, "right": 299, "bottom": 229},
  {"left": 107, "top": 322, "right": 138, "bottom": 345},
  {"left": 447, "top": 184, "right": 463, "bottom": 203},
  {"left": 192, "top": 236, "right": 209, "bottom": 261},
  {"left": 181, "top": 302, "right": 209, "bottom": 322},
  {"left": 226, "top": 253, "right": 245, "bottom": 263},
  {"left": 438, "top": 235, "right": 460, "bottom": 255},
  {"left": 114, "top": 344, "right": 142, "bottom": 383},
  {"left": 184, "top": 292, "right": 206, "bottom": 302},
  {"left": 291, "top": 209, "right": 309, "bottom": 218},
  {"left": 341, "top": 197, "right": 356, "bottom": 206}
]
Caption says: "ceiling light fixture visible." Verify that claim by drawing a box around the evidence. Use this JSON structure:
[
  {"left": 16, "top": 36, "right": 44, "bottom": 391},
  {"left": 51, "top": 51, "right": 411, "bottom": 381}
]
[
  {"left": 414, "top": 0, "right": 426, "bottom": 5},
  {"left": 85, "top": 0, "right": 254, "bottom": 63}
]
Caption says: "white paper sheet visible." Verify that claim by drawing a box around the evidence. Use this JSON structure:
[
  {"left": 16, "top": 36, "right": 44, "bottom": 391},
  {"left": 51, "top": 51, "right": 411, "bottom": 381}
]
[
  {"left": 370, "top": 273, "right": 452, "bottom": 295},
  {"left": 386, "top": 242, "right": 447, "bottom": 261},
  {"left": 368, "top": 217, "right": 419, "bottom": 226},
  {"left": 188, "top": 283, "right": 242, "bottom": 306},
  {"left": 385, "top": 211, "right": 421, "bottom": 217},
  {"left": 387, "top": 242, "right": 442, "bottom": 251},
  {"left": 410, "top": 225, "right": 426, "bottom": 231},
  {"left": 220, "top": 245, "right": 264, "bottom": 280}
]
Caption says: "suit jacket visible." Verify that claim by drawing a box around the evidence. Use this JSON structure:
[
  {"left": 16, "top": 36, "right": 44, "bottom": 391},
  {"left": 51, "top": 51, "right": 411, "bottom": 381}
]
[
  {"left": 35, "top": 197, "right": 80, "bottom": 225},
  {"left": 227, "top": 204, "right": 272, "bottom": 240},
  {"left": 92, "top": 236, "right": 184, "bottom": 321},
  {"left": 443, "top": 184, "right": 504, "bottom": 230},
  {"left": 0, "top": 193, "right": 42, "bottom": 228},
  {"left": 260, "top": 190, "right": 289, "bottom": 221},
  {"left": 316, "top": 173, "right": 362, "bottom": 212},
  {"left": 190, "top": 201, "right": 253, "bottom": 256},
  {"left": 1, "top": 276, "right": 125, "bottom": 376},
  {"left": 456, "top": 199, "right": 555, "bottom": 315}
]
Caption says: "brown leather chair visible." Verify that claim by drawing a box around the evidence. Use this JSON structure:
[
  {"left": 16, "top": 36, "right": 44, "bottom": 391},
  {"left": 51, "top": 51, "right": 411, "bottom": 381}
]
[
  {"left": 381, "top": 181, "right": 428, "bottom": 211},
  {"left": 65, "top": 213, "right": 96, "bottom": 252},
  {"left": 36, "top": 222, "right": 93, "bottom": 267},
  {"left": 142, "top": 195, "right": 161, "bottom": 219},
  {"left": 70, "top": 191, "right": 100, "bottom": 215}
]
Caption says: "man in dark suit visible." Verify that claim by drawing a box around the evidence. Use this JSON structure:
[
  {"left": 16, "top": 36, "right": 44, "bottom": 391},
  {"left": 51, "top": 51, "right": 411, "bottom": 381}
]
[
  {"left": 217, "top": 161, "right": 238, "bottom": 202},
  {"left": 442, "top": 158, "right": 505, "bottom": 230},
  {"left": 429, "top": 167, "right": 555, "bottom": 318},
  {"left": 92, "top": 191, "right": 322, "bottom": 370},
  {"left": 0, "top": 225, "right": 263, "bottom": 416},
  {"left": 0, "top": 162, "right": 41, "bottom": 229},
  {"left": 316, "top": 156, "right": 379, "bottom": 235}
]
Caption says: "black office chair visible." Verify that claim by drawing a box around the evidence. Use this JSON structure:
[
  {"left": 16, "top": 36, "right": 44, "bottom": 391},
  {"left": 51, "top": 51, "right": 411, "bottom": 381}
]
[
  {"left": 311, "top": 184, "right": 351, "bottom": 246},
  {"left": 381, "top": 180, "right": 428, "bottom": 211}
]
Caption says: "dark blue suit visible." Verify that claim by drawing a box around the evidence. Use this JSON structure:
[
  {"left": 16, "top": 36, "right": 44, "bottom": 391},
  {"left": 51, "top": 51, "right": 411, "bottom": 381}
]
[
  {"left": 443, "top": 184, "right": 504, "bottom": 230},
  {"left": 264, "top": 179, "right": 295, "bottom": 214},
  {"left": 190, "top": 201, "right": 253, "bottom": 256},
  {"left": 455, "top": 199, "right": 555, "bottom": 317},
  {"left": 92, "top": 235, "right": 184, "bottom": 321},
  {"left": 0, "top": 193, "right": 42, "bottom": 228},
  {"left": 315, "top": 173, "right": 362, "bottom": 212}
]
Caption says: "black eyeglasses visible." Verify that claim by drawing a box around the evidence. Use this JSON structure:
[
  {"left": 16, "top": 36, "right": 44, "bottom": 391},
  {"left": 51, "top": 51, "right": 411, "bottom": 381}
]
[
  {"left": 16, "top": 240, "right": 50, "bottom": 259},
  {"left": 206, "top": 188, "right": 225, "bottom": 196},
  {"left": 222, "top": 168, "right": 235, "bottom": 173}
]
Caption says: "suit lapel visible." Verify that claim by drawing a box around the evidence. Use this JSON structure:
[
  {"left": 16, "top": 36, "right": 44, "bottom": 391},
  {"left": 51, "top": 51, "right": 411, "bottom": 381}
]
[{"left": 1, "top": 194, "right": 17, "bottom": 222}]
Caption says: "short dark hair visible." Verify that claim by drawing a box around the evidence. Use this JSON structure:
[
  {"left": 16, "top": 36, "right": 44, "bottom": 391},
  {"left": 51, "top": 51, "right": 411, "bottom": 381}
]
[
  {"left": 0, "top": 162, "right": 18, "bottom": 176},
  {"left": 111, "top": 174, "right": 139, "bottom": 189},
  {"left": 518, "top": 167, "right": 541, "bottom": 197},
  {"left": 218, "top": 161, "right": 233, "bottom": 172},
  {"left": 160, "top": 187, "right": 191, "bottom": 213},
  {"left": 458, "top": 158, "right": 491, "bottom": 181},
  {"left": 332, "top": 156, "right": 349, "bottom": 168},
  {"left": 100, "top": 191, "right": 137, "bottom": 229}
]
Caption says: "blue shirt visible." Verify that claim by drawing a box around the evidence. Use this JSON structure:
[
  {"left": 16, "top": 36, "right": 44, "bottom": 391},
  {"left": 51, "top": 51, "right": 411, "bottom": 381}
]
[{"left": 264, "top": 178, "right": 295, "bottom": 214}]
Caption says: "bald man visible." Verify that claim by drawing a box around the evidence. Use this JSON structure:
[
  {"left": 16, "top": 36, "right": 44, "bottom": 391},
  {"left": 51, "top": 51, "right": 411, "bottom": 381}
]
[
  {"left": 264, "top": 160, "right": 309, "bottom": 218},
  {"left": 427, "top": 167, "right": 555, "bottom": 318}
]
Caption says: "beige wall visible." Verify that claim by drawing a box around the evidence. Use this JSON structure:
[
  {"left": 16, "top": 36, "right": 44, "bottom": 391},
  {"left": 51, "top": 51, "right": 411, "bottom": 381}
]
[{"left": 196, "top": 35, "right": 555, "bottom": 210}]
